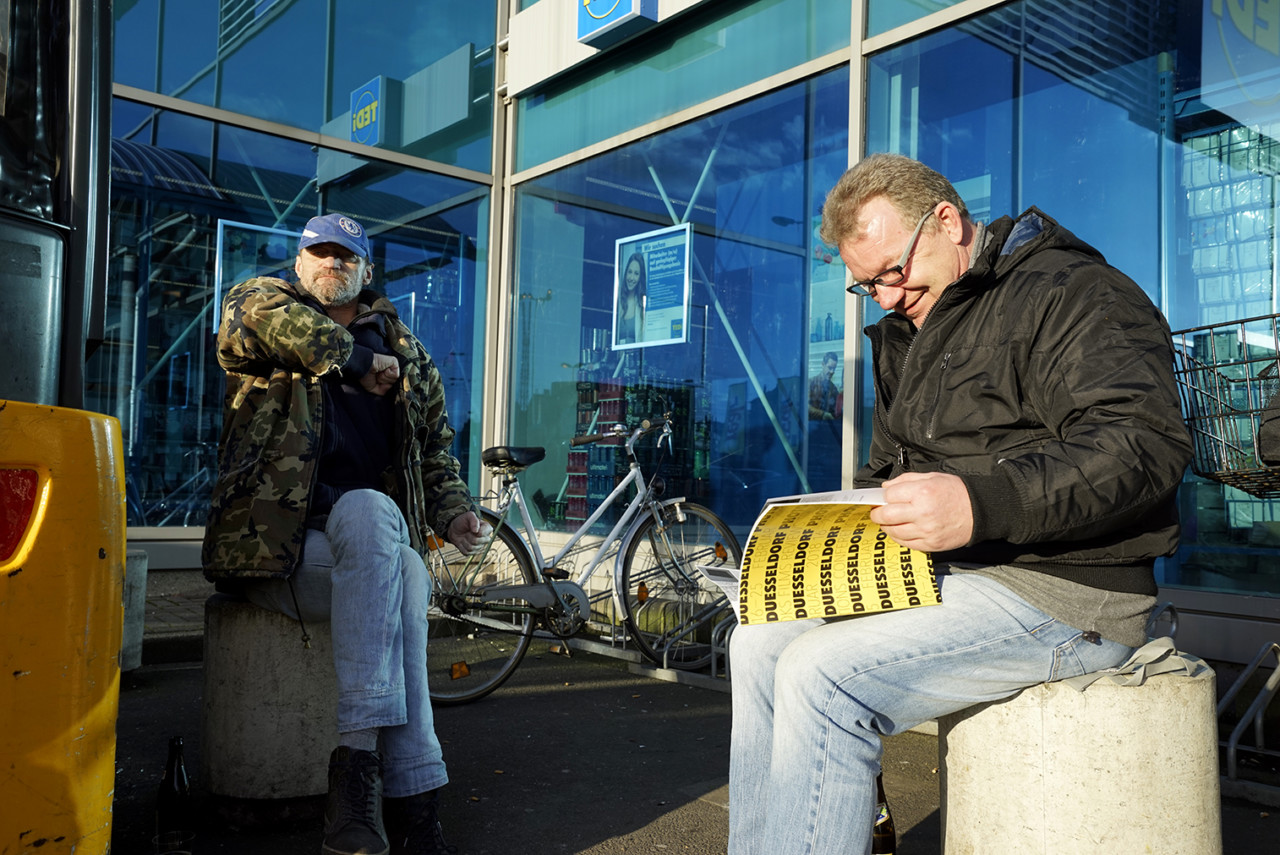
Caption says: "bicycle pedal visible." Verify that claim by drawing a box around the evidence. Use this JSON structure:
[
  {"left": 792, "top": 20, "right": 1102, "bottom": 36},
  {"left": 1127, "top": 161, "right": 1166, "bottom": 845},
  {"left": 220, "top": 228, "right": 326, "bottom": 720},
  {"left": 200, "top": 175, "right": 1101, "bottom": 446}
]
[{"left": 544, "top": 568, "right": 570, "bottom": 580}]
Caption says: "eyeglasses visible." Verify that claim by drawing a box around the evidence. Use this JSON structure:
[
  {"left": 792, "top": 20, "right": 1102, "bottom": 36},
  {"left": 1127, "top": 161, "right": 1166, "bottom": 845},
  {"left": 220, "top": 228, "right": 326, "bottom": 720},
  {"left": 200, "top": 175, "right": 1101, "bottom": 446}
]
[{"left": 846, "top": 207, "right": 937, "bottom": 297}]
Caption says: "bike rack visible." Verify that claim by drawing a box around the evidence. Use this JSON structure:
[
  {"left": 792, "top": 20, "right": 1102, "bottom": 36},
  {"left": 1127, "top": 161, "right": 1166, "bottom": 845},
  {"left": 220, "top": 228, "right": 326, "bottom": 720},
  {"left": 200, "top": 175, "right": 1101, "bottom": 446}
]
[
  {"left": 710, "top": 616, "right": 734, "bottom": 680},
  {"left": 658, "top": 604, "right": 735, "bottom": 679},
  {"left": 1218, "top": 640, "right": 1280, "bottom": 782}
]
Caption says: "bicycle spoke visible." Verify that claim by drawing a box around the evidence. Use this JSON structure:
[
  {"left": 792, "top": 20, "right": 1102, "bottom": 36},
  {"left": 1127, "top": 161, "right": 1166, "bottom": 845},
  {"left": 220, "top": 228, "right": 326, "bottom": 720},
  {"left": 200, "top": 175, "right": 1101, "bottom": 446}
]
[
  {"left": 620, "top": 503, "right": 742, "bottom": 671},
  {"left": 426, "top": 511, "right": 537, "bottom": 705}
]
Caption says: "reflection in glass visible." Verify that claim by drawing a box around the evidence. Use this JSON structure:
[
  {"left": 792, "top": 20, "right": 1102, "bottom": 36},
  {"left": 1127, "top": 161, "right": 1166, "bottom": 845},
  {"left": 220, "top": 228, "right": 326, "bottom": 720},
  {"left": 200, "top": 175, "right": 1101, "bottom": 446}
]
[
  {"left": 865, "top": 0, "right": 1280, "bottom": 598},
  {"left": 517, "top": 0, "right": 849, "bottom": 171},
  {"left": 510, "top": 67, "right": 849, "bottom": 534}
]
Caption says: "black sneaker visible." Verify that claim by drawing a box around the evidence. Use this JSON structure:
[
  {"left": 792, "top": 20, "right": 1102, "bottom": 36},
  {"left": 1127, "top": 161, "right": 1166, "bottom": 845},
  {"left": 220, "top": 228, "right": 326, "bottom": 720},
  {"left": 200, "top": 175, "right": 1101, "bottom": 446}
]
[
  {"left": 384, "top": 789, "right": 457, "bottom": 855},
  {"left": 322, "top": 747, "right": 389, "bottom": 855}
]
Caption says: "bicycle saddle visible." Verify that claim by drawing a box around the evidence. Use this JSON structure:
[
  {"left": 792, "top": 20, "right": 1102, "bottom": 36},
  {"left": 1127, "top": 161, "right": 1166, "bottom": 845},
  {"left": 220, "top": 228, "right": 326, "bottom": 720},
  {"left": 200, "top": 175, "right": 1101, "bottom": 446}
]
[{"left": 481, "top": 445, "right": 546, "bottom": 472}]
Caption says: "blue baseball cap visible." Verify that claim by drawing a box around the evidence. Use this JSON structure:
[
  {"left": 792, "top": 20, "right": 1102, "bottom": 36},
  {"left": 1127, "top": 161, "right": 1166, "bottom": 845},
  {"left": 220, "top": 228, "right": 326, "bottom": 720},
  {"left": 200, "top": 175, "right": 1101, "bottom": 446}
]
[{"left": 298, "top": 213, "right": 371, "bottom": 260}]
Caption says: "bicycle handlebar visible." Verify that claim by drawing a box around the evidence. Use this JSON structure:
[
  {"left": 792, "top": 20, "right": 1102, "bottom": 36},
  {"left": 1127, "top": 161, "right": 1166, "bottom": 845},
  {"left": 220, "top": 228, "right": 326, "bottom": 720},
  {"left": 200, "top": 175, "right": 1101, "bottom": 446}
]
[
  {"left": 569, "top": 431, "right": 613, "bottom": 447},
  {"left": 569, "top": 415, "right": 670, "bottom": 446}
]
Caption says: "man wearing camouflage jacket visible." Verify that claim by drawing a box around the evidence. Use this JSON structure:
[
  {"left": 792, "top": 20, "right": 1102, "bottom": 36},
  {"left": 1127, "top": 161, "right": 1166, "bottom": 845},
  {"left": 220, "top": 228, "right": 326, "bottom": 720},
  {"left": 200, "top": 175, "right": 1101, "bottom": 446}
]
[{"left": 203, "top": 213, "right": 483, "bottom": 855}]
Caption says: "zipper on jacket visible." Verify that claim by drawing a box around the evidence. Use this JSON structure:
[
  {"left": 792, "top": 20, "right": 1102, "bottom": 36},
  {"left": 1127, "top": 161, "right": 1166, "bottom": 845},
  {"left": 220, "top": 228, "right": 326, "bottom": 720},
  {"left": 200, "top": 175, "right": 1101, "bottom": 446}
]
[
  {"left": 888, "top": 326, "right": 920, "bottom": 468},
  {"left": 925, "top": 351, "right": 953, "bottom": 440}
]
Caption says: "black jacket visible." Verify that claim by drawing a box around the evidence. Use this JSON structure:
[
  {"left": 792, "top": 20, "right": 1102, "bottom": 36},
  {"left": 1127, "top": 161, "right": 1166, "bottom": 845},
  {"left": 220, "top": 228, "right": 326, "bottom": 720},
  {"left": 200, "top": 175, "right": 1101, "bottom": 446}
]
[{"left": 857, "top": 208, "right": 1192, "bottom": 595}]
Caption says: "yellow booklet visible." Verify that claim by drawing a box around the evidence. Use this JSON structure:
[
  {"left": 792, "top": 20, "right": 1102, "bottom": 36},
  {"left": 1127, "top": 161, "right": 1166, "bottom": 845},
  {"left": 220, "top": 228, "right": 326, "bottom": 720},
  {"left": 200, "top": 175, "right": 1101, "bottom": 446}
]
[{"left": 736, "top": 489, "right": 940, "bottom": 625}]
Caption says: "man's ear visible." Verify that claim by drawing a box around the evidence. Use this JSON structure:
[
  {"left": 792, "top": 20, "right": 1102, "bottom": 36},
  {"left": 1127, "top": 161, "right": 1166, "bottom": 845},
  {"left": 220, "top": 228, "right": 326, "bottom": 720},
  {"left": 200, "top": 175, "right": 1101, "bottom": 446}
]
[
  {"left": 936, "top": 202, "right": 967, "bottom": 245},
  {"left": 362, "top": 263, "right": 375, "bottom": 285}
]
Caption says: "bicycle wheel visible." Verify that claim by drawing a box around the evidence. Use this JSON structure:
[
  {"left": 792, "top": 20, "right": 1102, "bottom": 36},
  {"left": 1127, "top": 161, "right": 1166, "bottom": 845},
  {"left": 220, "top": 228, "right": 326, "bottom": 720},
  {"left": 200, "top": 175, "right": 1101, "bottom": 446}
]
[
  {"left": 426, "top": 511, "right": 537, "bottom": 704},
  {"left": 619, "top": 502, "right": 742, "bottom": 671}
]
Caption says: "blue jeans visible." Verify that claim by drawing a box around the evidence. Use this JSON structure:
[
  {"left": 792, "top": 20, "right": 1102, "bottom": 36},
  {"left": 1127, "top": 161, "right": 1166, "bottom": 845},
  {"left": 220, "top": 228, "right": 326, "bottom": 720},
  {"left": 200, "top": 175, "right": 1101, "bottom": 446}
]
[
  {"left": 244, "top": 489, "right": 447, "bottom": 798},
  {"left": 727, "top": 572, "right": 1134, "bottom": 855}
]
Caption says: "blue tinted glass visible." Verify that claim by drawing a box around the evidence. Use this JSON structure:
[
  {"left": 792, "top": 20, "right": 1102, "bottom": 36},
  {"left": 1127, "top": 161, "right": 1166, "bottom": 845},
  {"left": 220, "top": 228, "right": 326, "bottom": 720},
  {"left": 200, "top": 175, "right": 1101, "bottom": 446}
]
[
  {"left": 866, "top": 0, "right": 1280, "bottom": 598},
  {"left": 867, "top": 8, "right": 1161, "bottom": 304},
  {"left": 91, "top": 101, "right": 489, "bottom": 526},
  {"left": 127, "top": 0, "right": 494, "bottom": 172},
  {"left": 218, "top": 0, "right": 326, "bottom": 131},
  {"left": 510, "top": 67, "right": 848, "bottom": 534},
  {"left": 112, "top": 99, "right": 154, "bottom": 142},
  {"left": 113, "top": 0, "right": 160, "bottom": 89},
  {"left": 517, "top": 0, "right": 850, "bottom": 171},
  {"left": 331, "top": 0, "right": 496, "bottom": 172},
  {"left": 159, "top": 1, "right": 217, "bottom": 95},
  {"left": 867, "top": 0, "right": 970, "bottom": 37}
]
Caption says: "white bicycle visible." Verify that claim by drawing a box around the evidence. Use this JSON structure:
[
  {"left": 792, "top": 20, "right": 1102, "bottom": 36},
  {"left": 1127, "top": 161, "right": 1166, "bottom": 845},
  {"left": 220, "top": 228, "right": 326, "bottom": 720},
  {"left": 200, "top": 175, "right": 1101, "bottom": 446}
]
[{"left": 425, "top": 415, "right": 742, "bottom": 704}]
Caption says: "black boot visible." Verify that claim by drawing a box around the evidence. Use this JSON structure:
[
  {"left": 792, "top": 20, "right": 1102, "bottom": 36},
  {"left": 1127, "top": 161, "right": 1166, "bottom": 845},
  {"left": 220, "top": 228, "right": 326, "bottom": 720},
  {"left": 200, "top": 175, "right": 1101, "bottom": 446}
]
[
  {"left": 322, "top": 747, "right": 389, "bottom": 855},
  {"left": 384, "top": 789, "right": 457, "bottom": 855}
]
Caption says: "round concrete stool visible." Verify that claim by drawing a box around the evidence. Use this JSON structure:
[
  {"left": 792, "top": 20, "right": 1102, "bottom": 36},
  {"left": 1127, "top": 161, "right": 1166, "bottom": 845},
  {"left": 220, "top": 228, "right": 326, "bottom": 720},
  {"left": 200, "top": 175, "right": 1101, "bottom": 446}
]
[
  {"left": 201, "top": 593, "right": 338, "bottom": 803},
  {"left": 938, "top": 661, "right": 1220, "bottom": 854}
]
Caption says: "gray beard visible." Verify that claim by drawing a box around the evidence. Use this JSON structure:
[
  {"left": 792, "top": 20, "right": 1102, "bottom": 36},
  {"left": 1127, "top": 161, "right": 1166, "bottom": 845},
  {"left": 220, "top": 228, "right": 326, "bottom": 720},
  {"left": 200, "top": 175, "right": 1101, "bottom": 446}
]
[{"left": 304, "top": 276, "right": 362, "bottom": 307}]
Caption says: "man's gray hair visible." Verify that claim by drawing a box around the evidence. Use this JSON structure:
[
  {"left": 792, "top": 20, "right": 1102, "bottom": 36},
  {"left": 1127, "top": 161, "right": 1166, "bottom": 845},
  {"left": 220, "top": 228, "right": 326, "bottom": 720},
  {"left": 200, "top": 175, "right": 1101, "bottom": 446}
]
[{"left": 819, "top": 153, "right": 970, "bottom": 248}]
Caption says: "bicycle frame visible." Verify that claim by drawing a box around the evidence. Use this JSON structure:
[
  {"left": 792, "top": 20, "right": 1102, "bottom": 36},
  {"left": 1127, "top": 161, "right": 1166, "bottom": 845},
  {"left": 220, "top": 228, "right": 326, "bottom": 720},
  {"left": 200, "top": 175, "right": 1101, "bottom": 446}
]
[{"left": 493, "top": 431, "right": 678, "bottom": 622}]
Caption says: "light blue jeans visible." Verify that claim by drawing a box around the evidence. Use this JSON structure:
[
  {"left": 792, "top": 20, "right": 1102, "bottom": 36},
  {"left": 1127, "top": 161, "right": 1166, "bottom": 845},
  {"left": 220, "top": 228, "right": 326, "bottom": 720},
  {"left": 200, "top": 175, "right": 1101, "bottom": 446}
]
[
  {"left": 244, "top": 489, "right": 447, "bottom": 798},
  {"left": 727, "top": 572, "right": 1134, "bottom": 855}
]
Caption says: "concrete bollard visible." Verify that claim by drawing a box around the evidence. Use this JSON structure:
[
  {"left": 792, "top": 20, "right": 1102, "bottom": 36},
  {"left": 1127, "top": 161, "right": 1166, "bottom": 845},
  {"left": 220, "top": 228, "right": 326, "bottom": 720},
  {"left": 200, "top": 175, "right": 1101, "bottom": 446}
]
[
  {"left": 201, "top": 594, "right": 338, "bottom": 802},
  {"left": 121, "top": 548, "right": 149, "bottom": 671},
  {"left": 938, "top": 669, "right": 1221, "bottom": 854}
]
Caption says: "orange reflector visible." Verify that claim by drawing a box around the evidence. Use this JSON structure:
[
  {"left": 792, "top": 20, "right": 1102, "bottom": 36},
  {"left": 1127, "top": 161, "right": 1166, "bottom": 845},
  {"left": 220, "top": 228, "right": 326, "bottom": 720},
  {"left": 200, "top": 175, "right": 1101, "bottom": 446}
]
[
  {"left": 425, "top": 532, "right": 445, "bottom": 551},
  {"left": 714, "top": 542, "right": 727, "bottom": 560},
  {"left": 637, "top": 581, "right": 649, "bottom": 603},
  {"left": 450, "top": 661, "right": 471, "bottom": 680},
  {"left": 0, "top": 468, "right": 39, "bottom": 563}
]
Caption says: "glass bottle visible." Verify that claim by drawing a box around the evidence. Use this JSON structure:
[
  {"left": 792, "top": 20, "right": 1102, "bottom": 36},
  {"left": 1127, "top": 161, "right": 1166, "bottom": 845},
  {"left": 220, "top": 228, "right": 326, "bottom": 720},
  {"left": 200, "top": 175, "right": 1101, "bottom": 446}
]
[
  {"left": 155, "top": 735, "right": 193, "bottom": 852},
  {"left": 872, "top": 772, "right": 896, "bottom": 854}
]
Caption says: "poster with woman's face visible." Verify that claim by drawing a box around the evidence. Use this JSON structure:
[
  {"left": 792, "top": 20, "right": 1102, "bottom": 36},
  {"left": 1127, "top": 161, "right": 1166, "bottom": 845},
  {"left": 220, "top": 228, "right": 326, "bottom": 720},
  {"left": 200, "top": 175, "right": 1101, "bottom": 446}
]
[{"left": 612, "top": 223, "right": 691, "bottom": 350}]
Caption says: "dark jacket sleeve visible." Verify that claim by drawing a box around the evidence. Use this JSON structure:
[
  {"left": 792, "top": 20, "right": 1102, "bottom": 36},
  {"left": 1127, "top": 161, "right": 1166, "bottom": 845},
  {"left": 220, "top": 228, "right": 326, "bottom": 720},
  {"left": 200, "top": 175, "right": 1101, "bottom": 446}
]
[{"left": 963, "top": 258, "right": 1192, "bottom": 545}]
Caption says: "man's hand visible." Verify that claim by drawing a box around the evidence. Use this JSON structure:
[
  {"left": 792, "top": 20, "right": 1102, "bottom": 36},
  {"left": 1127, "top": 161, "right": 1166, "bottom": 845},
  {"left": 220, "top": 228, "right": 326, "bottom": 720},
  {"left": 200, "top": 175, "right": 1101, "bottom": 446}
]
[
  {"left": 868, "top": 472, "right": 974, "bottom": 552},
  {"left": 447, "top": 511, "right": 493, "bottom": 556},
  {"left": 360, "top": 352, "right": 400, "bottom": 396}
]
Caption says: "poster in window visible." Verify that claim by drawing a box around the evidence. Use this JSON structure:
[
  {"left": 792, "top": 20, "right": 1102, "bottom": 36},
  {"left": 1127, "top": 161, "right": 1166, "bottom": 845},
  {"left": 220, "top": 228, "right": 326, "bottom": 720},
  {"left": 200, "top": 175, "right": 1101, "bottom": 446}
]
[{"left": 613, "top": 223, "right": 691, "bottom": 350}]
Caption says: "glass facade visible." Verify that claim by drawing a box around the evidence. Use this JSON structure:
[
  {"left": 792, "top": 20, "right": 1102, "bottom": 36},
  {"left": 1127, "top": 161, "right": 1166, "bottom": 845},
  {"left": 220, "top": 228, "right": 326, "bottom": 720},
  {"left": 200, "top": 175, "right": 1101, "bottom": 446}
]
[
  {"left": 516, "top": 0, "right": 850, "bottom": 172},
  {"left": 113, "top": 0, "right": 496, "bottom": 173},
  {"left": 866, "top": 0, "right": 969, "bottom": 36},
  {"left": 97, "top": 2, "right": 495, "bottom": 529},
  {"left": 509, "top": 68, "right": 849, "bottom": 534},
  {"left": 864, "top": 0, "right": 1280, "bottom": 598},
  {"left": 85, "top": 1, "right": 1280, "bottom": 616}
]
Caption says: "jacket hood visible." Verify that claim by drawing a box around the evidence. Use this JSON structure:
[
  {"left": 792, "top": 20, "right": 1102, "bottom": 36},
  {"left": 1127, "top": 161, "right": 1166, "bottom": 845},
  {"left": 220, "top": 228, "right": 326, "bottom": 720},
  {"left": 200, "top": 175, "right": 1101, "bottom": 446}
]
[{"left": 979, "top": 206, "right": 1107, "bottom": 282}]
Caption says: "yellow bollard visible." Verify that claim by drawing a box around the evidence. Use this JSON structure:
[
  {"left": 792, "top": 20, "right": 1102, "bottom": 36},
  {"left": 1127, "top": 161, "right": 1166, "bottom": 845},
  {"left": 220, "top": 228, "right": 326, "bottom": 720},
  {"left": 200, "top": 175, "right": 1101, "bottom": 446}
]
[{"left": 0, "top": 401, "right": 126, "bottom": 854}]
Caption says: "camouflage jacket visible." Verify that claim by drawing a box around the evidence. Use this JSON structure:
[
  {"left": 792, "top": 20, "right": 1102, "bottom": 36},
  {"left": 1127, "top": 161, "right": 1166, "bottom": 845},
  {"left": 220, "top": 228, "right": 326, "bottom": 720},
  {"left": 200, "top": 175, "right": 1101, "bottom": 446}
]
[{"left": 201, "top": 276, "right": 474, "bottom": 580}]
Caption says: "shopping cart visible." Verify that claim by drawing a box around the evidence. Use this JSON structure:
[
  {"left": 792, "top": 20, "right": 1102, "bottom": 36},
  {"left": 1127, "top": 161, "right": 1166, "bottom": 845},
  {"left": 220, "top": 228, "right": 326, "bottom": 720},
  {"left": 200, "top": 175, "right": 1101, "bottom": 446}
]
[{"left": 1172, "top": 313, "right": 1280, "bottom": 498}]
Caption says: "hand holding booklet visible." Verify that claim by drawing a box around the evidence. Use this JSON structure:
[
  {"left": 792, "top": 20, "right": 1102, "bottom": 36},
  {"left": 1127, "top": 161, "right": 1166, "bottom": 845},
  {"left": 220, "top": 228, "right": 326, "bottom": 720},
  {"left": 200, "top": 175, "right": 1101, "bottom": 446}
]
[{"left": 698, "top": 488, "right": 940, "bottom": 625}]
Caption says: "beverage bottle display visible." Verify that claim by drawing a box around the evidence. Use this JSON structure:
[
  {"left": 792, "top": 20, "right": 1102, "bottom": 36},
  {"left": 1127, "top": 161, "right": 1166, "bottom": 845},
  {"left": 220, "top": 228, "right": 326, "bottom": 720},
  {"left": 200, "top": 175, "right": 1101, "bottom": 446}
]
[
  {"left": 872, "top": 772, "right": 896, "bottom": 854},
  {"left": 155, "top": 735, "right": 193, "bottom": 851}
]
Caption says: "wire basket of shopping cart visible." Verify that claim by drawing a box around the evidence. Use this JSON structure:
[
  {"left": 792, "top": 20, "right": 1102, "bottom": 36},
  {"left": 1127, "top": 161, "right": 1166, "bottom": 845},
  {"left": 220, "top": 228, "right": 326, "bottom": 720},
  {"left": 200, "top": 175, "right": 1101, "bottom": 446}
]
[{"left": 1172, "top": 313, "right": 1280, "bottom": 498}]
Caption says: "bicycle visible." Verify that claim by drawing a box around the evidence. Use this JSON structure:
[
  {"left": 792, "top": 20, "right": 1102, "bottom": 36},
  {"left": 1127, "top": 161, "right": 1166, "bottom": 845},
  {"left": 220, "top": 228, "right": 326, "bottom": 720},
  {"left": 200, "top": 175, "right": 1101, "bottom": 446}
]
[{"left": 424, "top": 414, "right": 742, "bottom": 704}]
